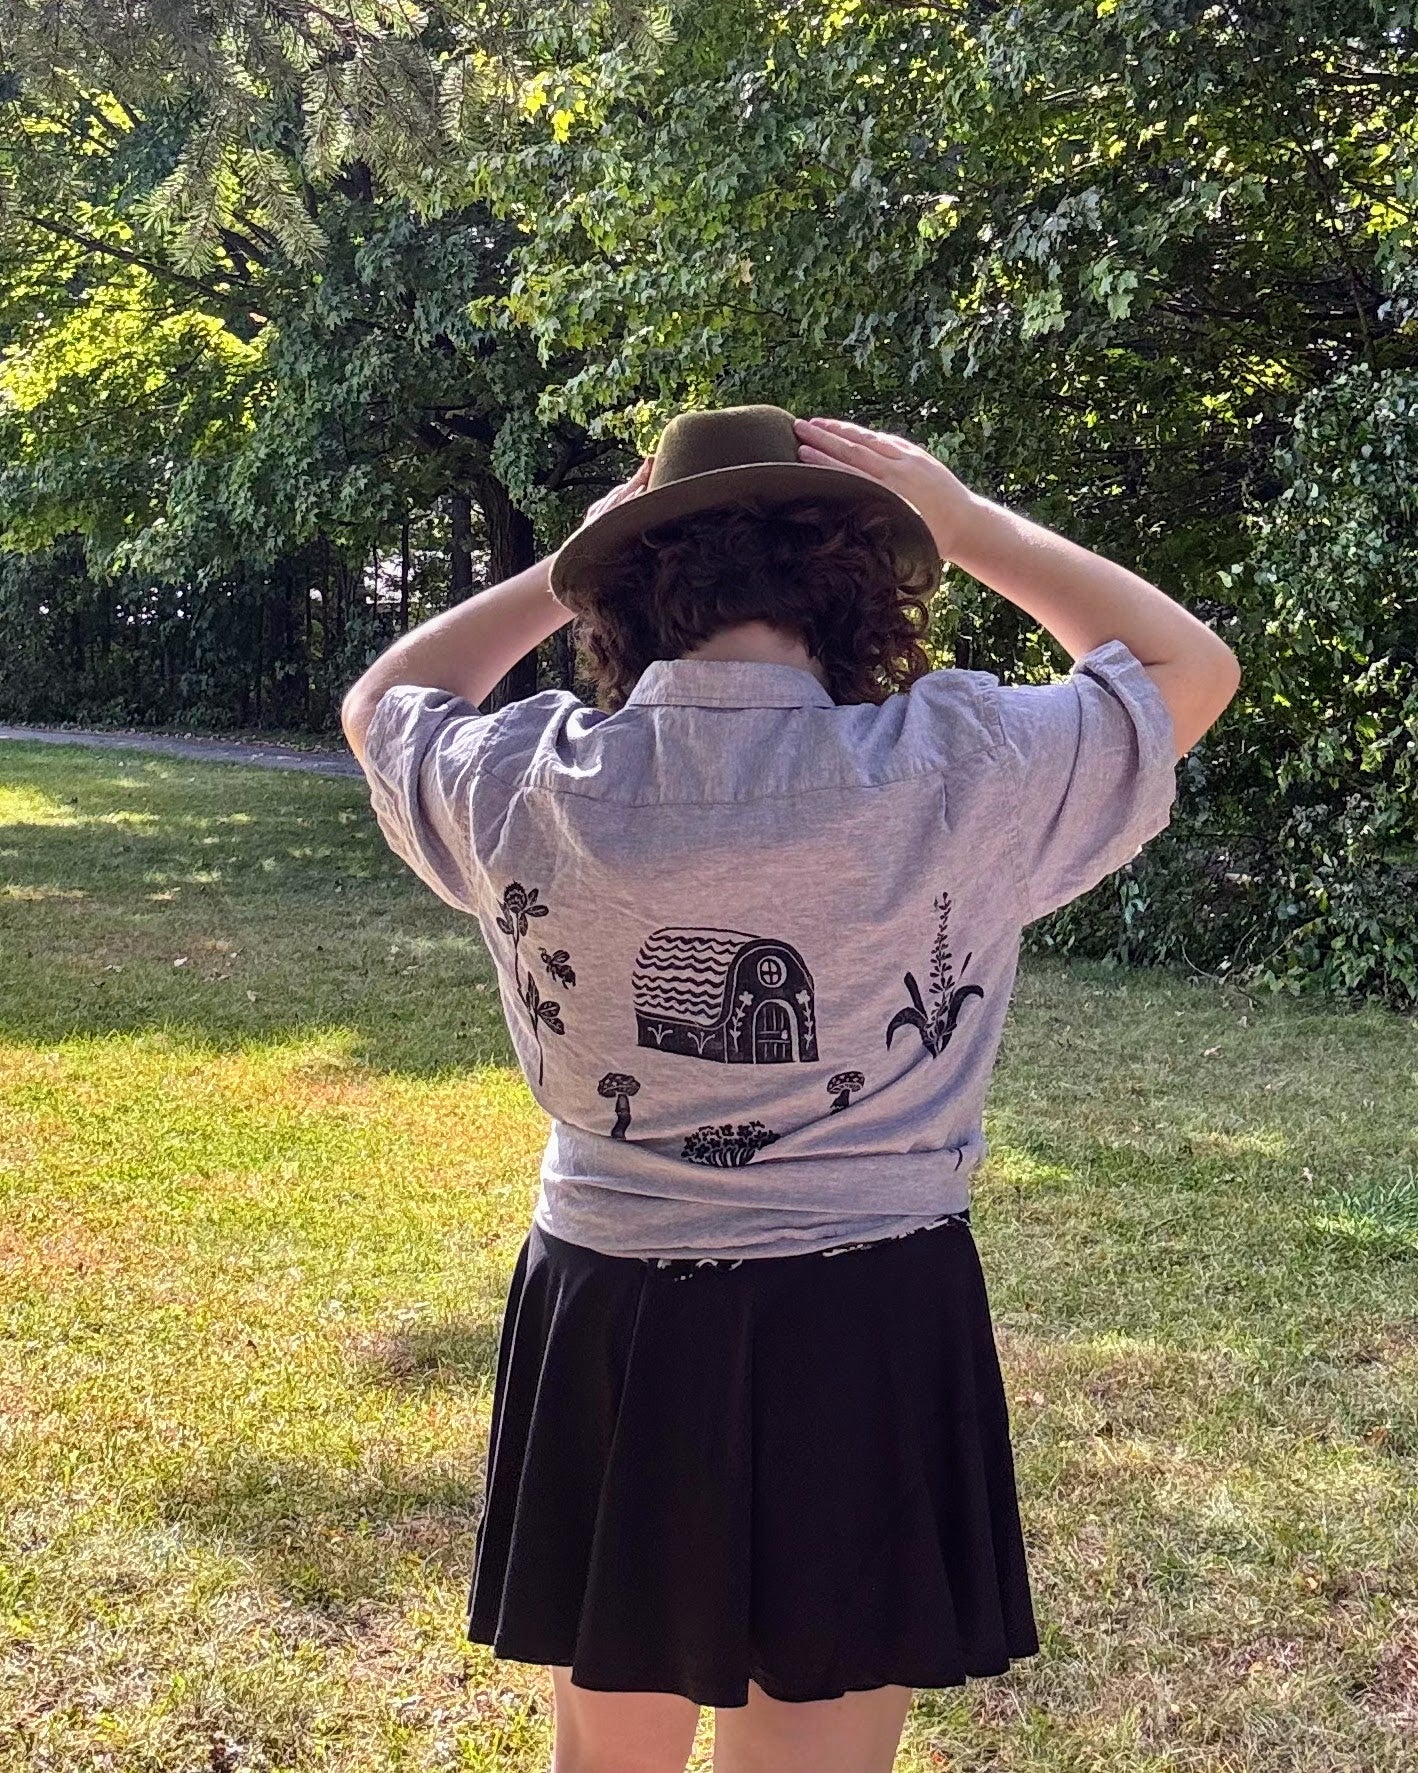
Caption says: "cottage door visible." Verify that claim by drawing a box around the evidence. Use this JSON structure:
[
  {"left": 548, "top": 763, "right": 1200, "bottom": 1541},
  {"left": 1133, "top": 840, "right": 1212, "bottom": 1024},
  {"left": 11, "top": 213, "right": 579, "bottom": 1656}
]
[{"left": 752, "top": 999, "right": 795, "bottom": 1063}]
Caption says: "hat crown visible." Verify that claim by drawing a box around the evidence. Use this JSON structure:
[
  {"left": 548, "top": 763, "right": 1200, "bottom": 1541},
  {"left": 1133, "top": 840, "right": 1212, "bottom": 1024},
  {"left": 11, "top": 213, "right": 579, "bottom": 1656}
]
[
  {"left": 549, "top": 400, "right": 942, "bottom": 609},
  {"left": 649, "top": 404, "right": 797, "bottom": 490}
]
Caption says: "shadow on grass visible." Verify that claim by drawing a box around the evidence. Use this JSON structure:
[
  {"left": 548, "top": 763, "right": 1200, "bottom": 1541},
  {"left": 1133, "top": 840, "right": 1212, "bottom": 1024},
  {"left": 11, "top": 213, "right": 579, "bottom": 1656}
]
[
  {"left": 0, "top": 751, "right": 371, "bottom": 884},
  {"left": 345, "top": 1314, "right": 504, "bottom": 1394},
  {"left": 144, "top": 1308, "right": 507, "bottom": 1616},
  {"left": 974, "top": 1130, "right": 1418, "bottom": 1353},
  {"left": 151, "top": 1436, "right": 489, "bottom": 1612}
]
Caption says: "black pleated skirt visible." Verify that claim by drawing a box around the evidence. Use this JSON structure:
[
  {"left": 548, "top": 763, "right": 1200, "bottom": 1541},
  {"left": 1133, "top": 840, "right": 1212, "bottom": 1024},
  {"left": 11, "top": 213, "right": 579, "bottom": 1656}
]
[{"left": 466, "top": 1210, "right": 1040, "bottom": 1709}]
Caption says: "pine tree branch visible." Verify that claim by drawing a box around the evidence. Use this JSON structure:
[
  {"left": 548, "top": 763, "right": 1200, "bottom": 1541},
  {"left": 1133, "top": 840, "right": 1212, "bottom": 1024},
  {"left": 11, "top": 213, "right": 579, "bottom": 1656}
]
[{"left": 18, "top": 212, "right": 263, "bottom": 318}]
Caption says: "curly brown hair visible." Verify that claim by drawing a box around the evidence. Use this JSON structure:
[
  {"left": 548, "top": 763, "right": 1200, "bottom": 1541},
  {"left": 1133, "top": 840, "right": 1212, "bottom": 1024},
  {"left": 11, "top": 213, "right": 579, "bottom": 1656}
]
[{"left": 570, "top": 497, "right": 940, "bottom": 710}]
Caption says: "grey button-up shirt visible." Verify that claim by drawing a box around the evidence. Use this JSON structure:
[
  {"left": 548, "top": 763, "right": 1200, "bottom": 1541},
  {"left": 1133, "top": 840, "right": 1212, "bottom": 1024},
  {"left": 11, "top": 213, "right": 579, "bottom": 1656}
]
[{"left": 360, "top": 638, "right": 1177, "bottom": 1259}]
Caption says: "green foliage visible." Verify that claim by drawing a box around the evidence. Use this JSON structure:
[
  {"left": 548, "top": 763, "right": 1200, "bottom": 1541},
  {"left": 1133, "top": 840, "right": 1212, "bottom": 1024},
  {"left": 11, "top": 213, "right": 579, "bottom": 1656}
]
[
  {"left": 1031, "top": 364, "right": 1418, "bottom": 1010},
  {"left": 0, "top": 1, "right": 684, "bottom": 267},
  {"left": 0, "top": 263, "right": 262, "bottom": 569},
  {"left": 0, "top": 521, "right": 459, "bottom": 733}
]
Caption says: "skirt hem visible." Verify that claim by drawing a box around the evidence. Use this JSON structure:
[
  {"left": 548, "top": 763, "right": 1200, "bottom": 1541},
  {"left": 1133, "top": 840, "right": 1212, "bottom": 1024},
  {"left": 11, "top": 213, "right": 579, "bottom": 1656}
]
[{"left": 468, "top": 1630, "right": 1042, "bottom": 1709}]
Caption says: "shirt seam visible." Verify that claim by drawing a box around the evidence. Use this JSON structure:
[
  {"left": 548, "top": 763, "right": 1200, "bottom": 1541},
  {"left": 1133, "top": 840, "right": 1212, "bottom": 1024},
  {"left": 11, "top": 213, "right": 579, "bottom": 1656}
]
[
  {"left": 484, "top": 752, "right": 991, "bottom": 809},
  {"left": 626, "top": 696, "right": 837, "bottom": 709}
]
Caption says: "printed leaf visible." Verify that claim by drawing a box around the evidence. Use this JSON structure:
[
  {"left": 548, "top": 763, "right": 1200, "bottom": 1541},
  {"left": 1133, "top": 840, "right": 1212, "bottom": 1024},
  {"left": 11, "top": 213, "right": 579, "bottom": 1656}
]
[
  {"left": 495, "top": 914, "right": 514, "bottom": 936},
  {"left": 538, "top": 1004, "right": 565, "bottom": 1034},
  {"left": 885, "top": 895, "right": 984, "bottom": 1056},
  {"left": 527, "top": 902, "right": 550, "bottom": 918},
  {"left": 885, "top": 1006, "right": 927, "bottom": 1048}
]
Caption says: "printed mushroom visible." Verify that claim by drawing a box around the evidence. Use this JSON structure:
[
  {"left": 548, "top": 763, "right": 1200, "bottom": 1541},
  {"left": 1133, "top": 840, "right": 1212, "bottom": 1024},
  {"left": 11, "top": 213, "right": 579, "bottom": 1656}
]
[
  {"left": 598, "top": 1072, "right": 641, "bottom": 1139},
  {"left": 826, "top": 1069, "right": 865, "bottom": 1112}
]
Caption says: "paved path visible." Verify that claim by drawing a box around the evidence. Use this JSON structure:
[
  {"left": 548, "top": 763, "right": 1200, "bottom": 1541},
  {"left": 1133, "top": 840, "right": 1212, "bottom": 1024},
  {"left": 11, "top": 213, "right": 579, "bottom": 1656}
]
[{"left": 0, "top": 722, "right": 365, "bottom": 778}]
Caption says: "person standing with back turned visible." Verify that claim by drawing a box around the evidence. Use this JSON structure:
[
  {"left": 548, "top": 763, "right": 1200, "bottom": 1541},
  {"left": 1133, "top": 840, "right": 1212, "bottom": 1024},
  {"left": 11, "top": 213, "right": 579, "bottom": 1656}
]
[{"left": 342, "top": 407, "right": 1241, "bottom": 1773}]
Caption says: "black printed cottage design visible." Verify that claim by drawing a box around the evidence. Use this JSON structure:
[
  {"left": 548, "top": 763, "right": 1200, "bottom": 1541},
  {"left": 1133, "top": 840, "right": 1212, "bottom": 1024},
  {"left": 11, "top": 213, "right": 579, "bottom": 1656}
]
[
  {"left": 496, "top": 881, "right": 571, "bottom": 1086},
  {"left": 886, "top": 889, "right": 984, "bottom": 1057},
  {"left": 633, "top": 927, "right": 818, "bottom": 1064}
]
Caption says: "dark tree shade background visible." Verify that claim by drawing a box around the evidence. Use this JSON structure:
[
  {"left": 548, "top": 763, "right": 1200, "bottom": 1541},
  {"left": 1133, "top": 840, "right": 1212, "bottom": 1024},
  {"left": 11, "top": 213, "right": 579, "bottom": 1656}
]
[{"left": 0, "top": 0, "right": 1414, "bottom": 1005}]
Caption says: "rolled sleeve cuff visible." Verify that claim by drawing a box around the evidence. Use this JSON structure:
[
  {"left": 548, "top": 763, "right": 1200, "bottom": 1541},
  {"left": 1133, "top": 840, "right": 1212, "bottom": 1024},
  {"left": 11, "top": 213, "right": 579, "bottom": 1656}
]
[{"left": 359, "top": 681, "right": 488, "bottom": 914}]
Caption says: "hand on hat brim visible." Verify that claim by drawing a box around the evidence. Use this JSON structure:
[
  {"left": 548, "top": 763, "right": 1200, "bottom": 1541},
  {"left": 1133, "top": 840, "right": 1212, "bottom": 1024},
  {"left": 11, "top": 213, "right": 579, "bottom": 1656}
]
[{"left": 794, "top": 416, "right": 914, "bottom": 468}]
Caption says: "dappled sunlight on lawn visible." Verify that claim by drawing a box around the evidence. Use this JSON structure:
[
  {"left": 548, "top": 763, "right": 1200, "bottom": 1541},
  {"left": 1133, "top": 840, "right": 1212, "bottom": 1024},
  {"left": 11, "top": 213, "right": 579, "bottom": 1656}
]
[
  {"left": 0, "top": 882, "right": 89, "bottom": 901},
  {"left": 0, "top": 1027, "right": 543, "bottom": 1221},
  {"left": 0, "top": 743, "right": 512, "bottom": 1071},
  {"left": 983, "top": 1145, "right": 1076, "bottom": 1191}
]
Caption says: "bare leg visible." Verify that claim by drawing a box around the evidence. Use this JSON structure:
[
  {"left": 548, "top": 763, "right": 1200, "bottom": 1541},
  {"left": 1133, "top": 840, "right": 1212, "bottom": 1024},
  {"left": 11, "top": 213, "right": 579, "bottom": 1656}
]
[
  {"left": 549, "top": 1665, "right": 701, "bottom": 1773},
  {"left": 712, "top": 1680, "right": 915, "bottom": 1773}
]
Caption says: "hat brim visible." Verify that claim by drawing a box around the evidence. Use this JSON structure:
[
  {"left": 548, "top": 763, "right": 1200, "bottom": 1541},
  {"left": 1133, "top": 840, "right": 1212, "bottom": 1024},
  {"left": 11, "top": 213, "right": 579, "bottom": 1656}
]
[{"left": 549, "top": 461, "right": 941, "bottom": 607}]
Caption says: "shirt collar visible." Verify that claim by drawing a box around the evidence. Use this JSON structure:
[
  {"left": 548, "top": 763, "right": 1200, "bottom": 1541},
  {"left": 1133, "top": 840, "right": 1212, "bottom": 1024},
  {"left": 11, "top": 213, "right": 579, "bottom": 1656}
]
[{"left": 624, "top": 658, "right": 836, "bottom": 710}]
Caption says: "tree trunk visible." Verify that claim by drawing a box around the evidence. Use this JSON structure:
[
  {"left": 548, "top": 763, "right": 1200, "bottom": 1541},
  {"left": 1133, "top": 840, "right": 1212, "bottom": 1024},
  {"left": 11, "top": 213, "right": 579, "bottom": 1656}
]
[
  {"left": 448, "top": 491, "right": 475, "bottom": 600},
  {"left": 303, "top": 546, "right": 314, "bottom": 727},
  {"left": 318, "top": 535, "right": 329, "bottom": 664},
  {"left": 552, "top": 623, "right": 577, "bottom": 693},
  {"left": 400, "top": 518, "right": 411, "bottom": 633},
  {"left": 475, "top": 473, "right": 540, "bottom": 709},
  {"left": 253, "top": 584, "right": 264, "bottom": 726}
]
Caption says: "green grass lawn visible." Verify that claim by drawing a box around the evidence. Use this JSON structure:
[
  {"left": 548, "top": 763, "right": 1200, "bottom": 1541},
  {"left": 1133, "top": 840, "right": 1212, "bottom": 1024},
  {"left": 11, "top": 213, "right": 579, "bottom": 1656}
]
[{"left": 2, "top": 737, "right": 1416, "bottom": 1773}]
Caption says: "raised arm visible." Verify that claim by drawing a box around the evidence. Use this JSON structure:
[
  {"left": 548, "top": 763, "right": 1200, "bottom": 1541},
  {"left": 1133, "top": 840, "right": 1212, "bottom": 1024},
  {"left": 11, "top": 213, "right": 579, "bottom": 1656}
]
[
  {"left": 794, "top": 417, "right": 1240, "bottom": 757},
  {"left": 340, "top": 559, "right": 572, "bottom": 768}
]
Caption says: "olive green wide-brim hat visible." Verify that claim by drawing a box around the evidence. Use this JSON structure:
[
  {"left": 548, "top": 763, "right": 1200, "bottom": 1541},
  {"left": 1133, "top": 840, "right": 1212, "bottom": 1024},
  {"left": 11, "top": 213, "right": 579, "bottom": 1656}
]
[{"left": 549, "top": 403, "right": 942, "bottom": 610}]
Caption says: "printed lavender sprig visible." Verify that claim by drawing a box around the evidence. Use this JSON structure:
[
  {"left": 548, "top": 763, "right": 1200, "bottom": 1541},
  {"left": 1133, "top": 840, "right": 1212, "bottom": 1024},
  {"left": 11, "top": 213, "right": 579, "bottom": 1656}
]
[{"left": 886, "top": 889, "right": 983, "bottom": 1057}]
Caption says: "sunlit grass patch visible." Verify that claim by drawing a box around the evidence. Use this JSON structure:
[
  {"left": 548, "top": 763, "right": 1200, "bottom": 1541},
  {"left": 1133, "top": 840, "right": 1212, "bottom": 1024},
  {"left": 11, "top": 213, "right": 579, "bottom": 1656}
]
[
  {"left": 0, "top": 781, "right": 80, "bottom": 825},
  {"left": 1314, "top": 1171, "right": 1418, "bottom": 1257}
]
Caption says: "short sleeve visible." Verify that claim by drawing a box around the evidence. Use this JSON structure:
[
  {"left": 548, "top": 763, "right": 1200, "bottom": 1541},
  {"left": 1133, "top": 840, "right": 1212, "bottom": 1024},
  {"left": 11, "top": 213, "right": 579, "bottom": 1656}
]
[
  {"left": 358, "top": 683, "right": 495, "bottom": 914},
  {"left": 990, "top": 639, "right": 1179, "bottom": 925}
]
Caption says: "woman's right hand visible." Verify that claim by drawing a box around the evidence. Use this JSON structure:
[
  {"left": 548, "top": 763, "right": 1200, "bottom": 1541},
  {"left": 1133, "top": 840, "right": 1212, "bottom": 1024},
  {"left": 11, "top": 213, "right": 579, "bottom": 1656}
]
[{"left": 794, "top": 416, "right": 982, "bottom": 562}]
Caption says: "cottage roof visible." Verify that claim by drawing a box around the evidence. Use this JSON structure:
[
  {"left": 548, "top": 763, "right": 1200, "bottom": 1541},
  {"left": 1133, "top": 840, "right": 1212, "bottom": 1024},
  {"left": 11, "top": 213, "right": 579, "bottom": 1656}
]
[{"left": 632, "top": 926, "right": 758, "bottom": 1026}]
